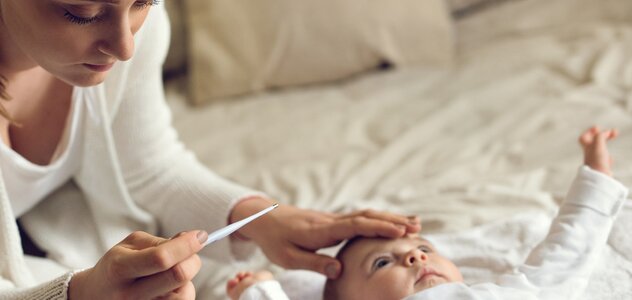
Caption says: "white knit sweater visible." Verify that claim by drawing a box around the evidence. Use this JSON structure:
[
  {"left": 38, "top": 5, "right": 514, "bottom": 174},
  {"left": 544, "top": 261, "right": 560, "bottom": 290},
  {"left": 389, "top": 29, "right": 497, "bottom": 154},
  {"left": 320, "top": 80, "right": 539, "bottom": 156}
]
[{"left": 0, "top": 4, "right": 260, "bottom": 299}]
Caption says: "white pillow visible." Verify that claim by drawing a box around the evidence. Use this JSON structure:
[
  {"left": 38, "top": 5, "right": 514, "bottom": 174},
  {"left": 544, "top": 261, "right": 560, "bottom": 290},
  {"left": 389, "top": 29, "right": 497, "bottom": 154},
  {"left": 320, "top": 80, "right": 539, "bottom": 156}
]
[{"left": 183, "top": 0, "right": 455, "bottom": 105}]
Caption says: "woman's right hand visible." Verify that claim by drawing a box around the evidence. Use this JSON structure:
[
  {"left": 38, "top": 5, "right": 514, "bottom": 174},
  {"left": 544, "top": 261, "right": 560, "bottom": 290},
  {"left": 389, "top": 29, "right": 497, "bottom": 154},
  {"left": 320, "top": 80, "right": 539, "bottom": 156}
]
[{"left": 68, "top": 230, "right": 208, "bottom": 300}]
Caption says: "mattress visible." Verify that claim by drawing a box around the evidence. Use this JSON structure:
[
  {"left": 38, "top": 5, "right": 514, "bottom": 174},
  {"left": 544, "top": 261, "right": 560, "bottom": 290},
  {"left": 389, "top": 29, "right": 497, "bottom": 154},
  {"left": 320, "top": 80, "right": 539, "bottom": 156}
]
[{"left": 165, "top": 0, "right": 632, "bottom": 298}]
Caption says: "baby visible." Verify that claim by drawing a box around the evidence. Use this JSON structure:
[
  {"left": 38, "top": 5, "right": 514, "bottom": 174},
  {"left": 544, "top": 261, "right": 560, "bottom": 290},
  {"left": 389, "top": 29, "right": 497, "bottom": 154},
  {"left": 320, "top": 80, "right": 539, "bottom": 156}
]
[{"left": 226, "top": 127, "right": 629, "bottom": 300}]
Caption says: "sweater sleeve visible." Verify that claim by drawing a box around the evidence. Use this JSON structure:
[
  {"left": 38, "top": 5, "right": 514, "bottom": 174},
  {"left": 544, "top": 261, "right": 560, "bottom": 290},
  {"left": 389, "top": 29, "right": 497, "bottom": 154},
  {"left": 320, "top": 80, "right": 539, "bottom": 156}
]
[
  {"left": 239, "top": 280, "right": 291, "bottom": 300},
  {"left": 0, "top": 272, "right": 72, "bottom": 300},
  {"left": 106, "top": 4, "right": 260, "bottom": 261}
]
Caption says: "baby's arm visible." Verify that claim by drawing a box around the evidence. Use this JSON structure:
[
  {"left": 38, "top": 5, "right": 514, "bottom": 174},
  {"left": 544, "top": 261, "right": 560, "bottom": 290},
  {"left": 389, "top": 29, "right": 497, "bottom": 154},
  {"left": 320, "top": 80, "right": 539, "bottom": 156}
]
[
  {"left": 579, "top": 126, "right": 618, "bottom": 176},
  {"left": 226, "top": 270, "right": 290, "bottom": 300},
  {"left": 497, "top": 127, "right": 628, "bottom": 299}
]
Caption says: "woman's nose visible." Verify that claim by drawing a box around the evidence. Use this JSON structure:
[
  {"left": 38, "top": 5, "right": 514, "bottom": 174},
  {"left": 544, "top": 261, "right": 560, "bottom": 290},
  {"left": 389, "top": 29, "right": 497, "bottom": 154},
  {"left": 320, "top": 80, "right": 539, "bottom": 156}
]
[
  {"left": 404, "top": 250, "right": 428, "bottom": 266},
  {"left": 98, "top": 18, "right": 135, "bottom": 61}
]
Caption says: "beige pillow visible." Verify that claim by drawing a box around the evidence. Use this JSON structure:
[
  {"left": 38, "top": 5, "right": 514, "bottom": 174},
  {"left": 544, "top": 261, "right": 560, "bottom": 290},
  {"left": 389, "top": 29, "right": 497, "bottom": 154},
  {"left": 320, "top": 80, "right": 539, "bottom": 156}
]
[
  {"left": 163, "top": 0, "right": 186, "bottom": 75},
  {"left": 183, "top": 0, "right": 455, "bottom": 105}
]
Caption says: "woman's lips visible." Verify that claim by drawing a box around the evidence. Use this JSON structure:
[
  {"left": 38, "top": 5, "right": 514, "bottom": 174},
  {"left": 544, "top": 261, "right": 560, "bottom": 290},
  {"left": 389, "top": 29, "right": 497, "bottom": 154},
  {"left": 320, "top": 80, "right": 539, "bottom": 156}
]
[{"left": 83, "top": 63, "right": 114, "bottom": 72}]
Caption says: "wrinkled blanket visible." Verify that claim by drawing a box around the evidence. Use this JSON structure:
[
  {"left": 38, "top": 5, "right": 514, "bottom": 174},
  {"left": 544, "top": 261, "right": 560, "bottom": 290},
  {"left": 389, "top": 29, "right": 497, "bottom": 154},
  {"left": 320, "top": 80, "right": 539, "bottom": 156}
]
[{"left": 165, "top": 0, "right": 632, "bottom": 298}]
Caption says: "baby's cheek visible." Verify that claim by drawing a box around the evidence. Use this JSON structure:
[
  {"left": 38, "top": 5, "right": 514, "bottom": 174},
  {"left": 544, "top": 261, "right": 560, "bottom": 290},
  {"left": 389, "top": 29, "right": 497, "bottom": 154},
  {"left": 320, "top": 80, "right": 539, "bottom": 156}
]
[
  {"left": 370, "top": 275, "right": 415, "bottom": 299},
  {"left": 443, "top": 262, "right": 464, "bottom": 282}
]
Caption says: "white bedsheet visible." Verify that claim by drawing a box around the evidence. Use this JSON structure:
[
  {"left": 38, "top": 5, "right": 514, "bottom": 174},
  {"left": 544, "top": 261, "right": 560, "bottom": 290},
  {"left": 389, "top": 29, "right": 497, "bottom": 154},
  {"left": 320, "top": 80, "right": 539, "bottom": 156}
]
[{"left": 166, "top": 0, "right": 632, "bottom": 298}]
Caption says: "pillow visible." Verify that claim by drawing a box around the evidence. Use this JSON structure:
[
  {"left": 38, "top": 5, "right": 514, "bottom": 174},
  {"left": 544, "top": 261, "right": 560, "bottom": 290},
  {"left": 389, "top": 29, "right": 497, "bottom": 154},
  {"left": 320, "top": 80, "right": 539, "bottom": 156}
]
[
  {"left": 163, "top": 0, "right": 186, "bottom": 76},
  {"left": 183, "top": 0, "right": 455, "bottom": 105}
]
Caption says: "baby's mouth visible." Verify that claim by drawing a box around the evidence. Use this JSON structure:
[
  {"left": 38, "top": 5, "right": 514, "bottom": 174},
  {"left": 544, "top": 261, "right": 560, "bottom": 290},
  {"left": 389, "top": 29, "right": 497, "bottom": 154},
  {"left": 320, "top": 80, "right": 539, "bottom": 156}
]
[{"left": 415, "top": 267, "right": 444, "bottom": 287}]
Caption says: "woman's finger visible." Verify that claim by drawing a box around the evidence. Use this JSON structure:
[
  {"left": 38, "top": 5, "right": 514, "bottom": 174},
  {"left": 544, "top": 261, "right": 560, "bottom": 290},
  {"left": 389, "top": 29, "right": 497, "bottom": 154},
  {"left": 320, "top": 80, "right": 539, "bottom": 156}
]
[
  {"left": 338, "top": 209, "right": 420, "bottom": 227},
  {"left": 337, "top": 209, "right": 421, "bottom": 232},
  {"left": 324, "top": 216, "right": 407, "bottom": 242},
  {"left": 130, "top": 254, "right": 201, "bottom": 299},
  {"left": 119, "top": 231, "right": 168, "bottom": 250},
  {"left": 113, "top": 231, "right": 206, "bottom": 278},
  {"left": 281, "top": 246, "right": 341, "bottom": 279},
  {"left": 155, "top": 281, "right": 196, "bottom": 300}
]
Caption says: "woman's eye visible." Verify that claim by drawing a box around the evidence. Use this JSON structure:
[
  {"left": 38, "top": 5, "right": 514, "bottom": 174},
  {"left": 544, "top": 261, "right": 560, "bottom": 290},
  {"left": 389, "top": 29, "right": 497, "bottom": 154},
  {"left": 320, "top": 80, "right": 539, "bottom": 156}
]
[
  {"left": 134, "top": 0, "right": 160, "bottom": 9},
  {"left": 418, "top": 245, "right": 432, "bottom": 253},
  {"left": 372, "top": 257, "right": 391, "bottom": 270},
  {"left": 64, "top": 11, "right": 100, "bottom": 25},
  {"left": 63, "top": 1, "right": 160, "bottom": 25}
]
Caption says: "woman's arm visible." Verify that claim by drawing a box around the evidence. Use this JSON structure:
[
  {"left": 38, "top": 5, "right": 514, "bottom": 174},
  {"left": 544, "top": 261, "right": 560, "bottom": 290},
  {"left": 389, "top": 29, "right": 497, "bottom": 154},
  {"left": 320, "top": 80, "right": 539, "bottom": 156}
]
[
  {"left": 107, "top": 3, "right": 263, "bottom": 262},
  {"left": 107, "top": 3, "right": 422, "bottom": 277}
]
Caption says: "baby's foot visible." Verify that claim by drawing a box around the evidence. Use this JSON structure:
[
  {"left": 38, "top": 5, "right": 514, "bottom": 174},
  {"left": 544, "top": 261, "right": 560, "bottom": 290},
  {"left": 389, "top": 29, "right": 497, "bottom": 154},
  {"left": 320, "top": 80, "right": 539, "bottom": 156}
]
[
  {"left": 578, "top": 126, "right": 618, "bottom": 177},
  {"left": 226, "top": 270, "right": 274, "bottom": 300}
]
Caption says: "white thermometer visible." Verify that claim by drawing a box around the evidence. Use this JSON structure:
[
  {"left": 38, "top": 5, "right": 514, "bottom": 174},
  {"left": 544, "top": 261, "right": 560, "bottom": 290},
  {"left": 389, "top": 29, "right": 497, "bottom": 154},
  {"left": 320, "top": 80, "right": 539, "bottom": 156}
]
[{"left": 203, "top": 203, "right": 279, "bottom": 247}]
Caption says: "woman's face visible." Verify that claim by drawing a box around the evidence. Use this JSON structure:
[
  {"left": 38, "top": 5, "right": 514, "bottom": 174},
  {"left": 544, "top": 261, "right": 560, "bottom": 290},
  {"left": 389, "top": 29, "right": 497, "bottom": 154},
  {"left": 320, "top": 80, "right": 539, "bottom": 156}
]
[{"left": 0, "top": 0, "right": 156, "bottom": 87}]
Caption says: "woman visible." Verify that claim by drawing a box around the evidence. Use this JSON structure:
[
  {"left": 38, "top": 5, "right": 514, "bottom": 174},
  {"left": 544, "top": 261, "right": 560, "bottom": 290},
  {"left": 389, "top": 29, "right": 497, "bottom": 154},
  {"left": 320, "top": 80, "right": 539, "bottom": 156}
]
[{"left": 0, "top": 1, "right": 420, "bottom": 299}]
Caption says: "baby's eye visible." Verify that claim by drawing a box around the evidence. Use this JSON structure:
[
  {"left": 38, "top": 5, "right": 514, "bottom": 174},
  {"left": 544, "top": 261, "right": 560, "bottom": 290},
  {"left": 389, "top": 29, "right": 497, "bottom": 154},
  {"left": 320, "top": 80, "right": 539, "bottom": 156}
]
[
  {"left": 418, "top": 245, "right": 433, "bottom": 253},
  {"left": 372, "top": 257, "right": 391, "bottom": 270}
]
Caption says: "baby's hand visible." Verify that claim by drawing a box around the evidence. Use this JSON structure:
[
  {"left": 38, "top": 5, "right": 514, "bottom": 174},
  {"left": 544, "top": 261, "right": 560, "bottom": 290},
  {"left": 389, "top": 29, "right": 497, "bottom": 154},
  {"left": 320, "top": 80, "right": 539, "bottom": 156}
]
[
  {"left": 579, "top": 126, "right": 618, "bottom": 177},
  {"left": 226, "top": 270, "right": 274, "bottom": 300}
]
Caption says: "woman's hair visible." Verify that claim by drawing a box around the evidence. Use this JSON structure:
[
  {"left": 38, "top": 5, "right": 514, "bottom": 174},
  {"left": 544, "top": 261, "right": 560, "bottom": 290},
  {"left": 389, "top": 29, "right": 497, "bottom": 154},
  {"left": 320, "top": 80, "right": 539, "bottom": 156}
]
[
  {"left": 0, "top": 5, "right": 14, "bottom": 122},
  {"left": 0, "top": 75, "right": 12, "bottom": 121}
]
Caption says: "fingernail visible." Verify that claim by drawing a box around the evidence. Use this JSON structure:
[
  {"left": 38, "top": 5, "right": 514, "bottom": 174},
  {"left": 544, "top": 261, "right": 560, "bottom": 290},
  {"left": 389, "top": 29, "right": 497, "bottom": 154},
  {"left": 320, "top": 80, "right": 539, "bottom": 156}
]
[
  {"left": 197, "top": 230, "right": 208, "bottom": 244},
  {"left": 325, "top": 263, "right": 339, "bottom": 278},
  {"left": 407, "top": 216, "right": 419, "bottom": 224}
]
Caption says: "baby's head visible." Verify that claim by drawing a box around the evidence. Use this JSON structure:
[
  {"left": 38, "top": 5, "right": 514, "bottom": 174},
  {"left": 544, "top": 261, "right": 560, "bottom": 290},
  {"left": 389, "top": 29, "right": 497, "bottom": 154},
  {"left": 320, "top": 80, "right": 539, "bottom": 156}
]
[{"left": 323, "top": 234, "right": 462, "bottom": 300}]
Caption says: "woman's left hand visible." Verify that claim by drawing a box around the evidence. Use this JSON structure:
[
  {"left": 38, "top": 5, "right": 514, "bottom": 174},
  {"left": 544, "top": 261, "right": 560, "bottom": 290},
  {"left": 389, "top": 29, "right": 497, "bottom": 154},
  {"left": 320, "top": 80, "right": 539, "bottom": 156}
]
[{"left": 229, "top": 198, "right": 421, "bottom": 279}]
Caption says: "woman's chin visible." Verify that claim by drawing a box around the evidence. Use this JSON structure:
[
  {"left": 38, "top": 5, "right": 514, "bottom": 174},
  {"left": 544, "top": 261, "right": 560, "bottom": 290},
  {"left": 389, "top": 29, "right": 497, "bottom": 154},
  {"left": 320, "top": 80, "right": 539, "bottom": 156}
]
[{"left": 61, "top": 72, "right": 108, "bottom": 87}]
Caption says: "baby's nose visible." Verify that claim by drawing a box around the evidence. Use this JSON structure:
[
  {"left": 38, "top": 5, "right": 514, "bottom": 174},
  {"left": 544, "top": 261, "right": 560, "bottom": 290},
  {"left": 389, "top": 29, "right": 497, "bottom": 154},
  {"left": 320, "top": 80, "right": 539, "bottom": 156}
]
[{"left": 405, "top": 250, "right": 428, "bottom": 266}]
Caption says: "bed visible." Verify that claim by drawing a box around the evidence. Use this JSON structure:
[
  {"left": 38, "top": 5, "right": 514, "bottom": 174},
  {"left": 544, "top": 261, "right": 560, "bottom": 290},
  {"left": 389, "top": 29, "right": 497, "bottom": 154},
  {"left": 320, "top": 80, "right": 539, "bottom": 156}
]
[{"left": 163, "top": 0, "right": 632, "bottom": 298}]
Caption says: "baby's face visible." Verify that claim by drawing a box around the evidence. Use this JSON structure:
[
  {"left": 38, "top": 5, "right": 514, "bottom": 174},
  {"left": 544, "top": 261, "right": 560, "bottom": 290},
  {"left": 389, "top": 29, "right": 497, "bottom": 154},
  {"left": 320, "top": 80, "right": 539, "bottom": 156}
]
[{"left": 337, "top": 234, "right": 462, "bottom": 300}]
